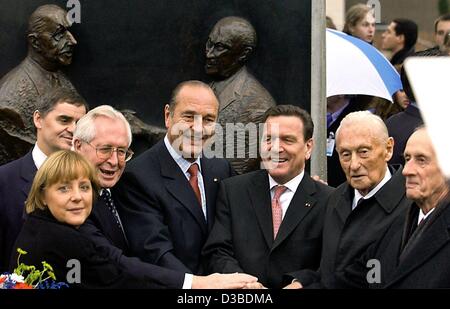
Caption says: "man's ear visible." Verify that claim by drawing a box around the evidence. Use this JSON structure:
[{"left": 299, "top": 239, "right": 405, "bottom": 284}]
[
  {"left": 398, "top": 34, "right": 405, "bottom": 45},
  {"left": 28, "top": 33, "right": 41, "bottom": 52},
  {"left": 33, "top": 110, "right": 42, "bottom": 129},
  {"left": 73, "top": 139, "right": 82, "bottom": 152},
  {"left": 164, "top": 104, "right": 171, "bottom": 129},
  {"left": 238, "top": 46, "right": 253, "bottom": 63}
]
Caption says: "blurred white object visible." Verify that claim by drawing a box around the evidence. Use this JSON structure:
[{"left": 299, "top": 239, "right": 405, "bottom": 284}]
[{"left": 404, "top": 57, "right": 450, "bottom": 178}]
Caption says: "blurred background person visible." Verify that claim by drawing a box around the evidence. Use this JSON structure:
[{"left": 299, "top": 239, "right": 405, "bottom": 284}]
[
  {"left": 381, "top": 18, "right": 418, "bottom": 71},
  {"left": 343, "top": 4, "right": 376, "bottom": 44}
]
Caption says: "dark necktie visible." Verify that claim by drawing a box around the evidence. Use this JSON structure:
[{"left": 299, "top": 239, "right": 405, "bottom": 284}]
[
  {"left": 188, "top": 163, "right": 202, "bottom": 207},
  {"left": 326, "top": 112, "right": 333, "bottom": 128},
  {"left": 101, "top": 190, "right": 124, "bottom": 233}
]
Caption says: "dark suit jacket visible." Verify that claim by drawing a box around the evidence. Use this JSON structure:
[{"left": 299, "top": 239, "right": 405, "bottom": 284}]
[
  {"left": 291, "top": 166, "right": 411, "bottom": 288},
  {"left": 346, "top": 198, "right": 450, "bottom": 288},
  {"left": 0, "top": 151, "right": 36, "bottom": 272},
  {"left": 10, "top": 209, "right": 154, "bottom": 288},
  {"left": 386, "top": 104, "right": 423, "bottom": 166},
  {"left": 202, "top": 170, "right": 334, "bottom": 288},
  {"left": 113, "top": 140, "right": 234, "bottom": 274},
  {"left": 78, "top": 195, "right": 185, "bottom": 288}
]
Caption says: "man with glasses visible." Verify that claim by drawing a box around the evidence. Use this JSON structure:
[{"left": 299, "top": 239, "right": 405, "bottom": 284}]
[
  {"left": 74, "top": 105, "right": 255, "bottom": 288},
  {"left": 0, "top": 87, "right": 87, "bottom": 273}
]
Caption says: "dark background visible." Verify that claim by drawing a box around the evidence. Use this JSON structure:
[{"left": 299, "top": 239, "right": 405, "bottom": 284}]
[{"left": 0, "top": 0, "right": 311, "bottom": 127}]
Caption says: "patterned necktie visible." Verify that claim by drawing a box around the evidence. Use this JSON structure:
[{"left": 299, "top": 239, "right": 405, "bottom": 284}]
[
  {"left": 272, "top": 185, "right": 287, "bottom": 239},
  {"left": 101, "top": 189, "right": 124, "bottom": 233},
  {"left": 188, "top": 163, "right": 202, "bottom": 206}
]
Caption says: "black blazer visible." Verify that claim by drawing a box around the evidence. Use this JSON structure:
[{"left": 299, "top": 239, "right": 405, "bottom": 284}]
[
  {"left": 347, "top": 199, "right": 450, "bottom": 288},
  {"left": 202, "top": 170, "right": 334, "bottom": 288},
  {"left": 291, "top": 166, "right": 411, "bottom": 288},
  {"left": 0, "top": 151, "right": 36, "bottom": 272},
  {"left": 10, "top": 209, "right": 155, "bottom": 288},
  {"left": 78, "top": 196, "right": 185, "bottom": 288},
  {"left": 113, "top": 140, "right": 234, "bottom": 274}
]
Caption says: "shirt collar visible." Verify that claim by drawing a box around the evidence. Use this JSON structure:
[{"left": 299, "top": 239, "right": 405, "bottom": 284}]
[
  {"left": 418, "top": 207, "right": 435, "bottom": 224},
  {"left": 354, "top": 166, "right": 392, "bottom": 202},
  {"left": 32, "top": 144, "right": 48, "bottom": 170},
  {"left": 164, "top": 134, "right": 202, "bottom": 174},
  {"left": 268, "top": 170, "right": 305, "bottom": 193}
]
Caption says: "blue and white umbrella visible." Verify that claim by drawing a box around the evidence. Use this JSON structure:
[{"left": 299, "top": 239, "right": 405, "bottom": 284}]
[{"left": 326, "top": 29, "right": 402, "bottom": 102}]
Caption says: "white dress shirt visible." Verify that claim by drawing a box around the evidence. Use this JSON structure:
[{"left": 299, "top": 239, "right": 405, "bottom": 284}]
[
  {"left": 352, "top": 167, "right": 392, "bottom": 210},
  {"left": 31, "top": 144, "right": 47, "bottom": 170},
  {"left": 268, "top": 170, "right": 305, "bottom": 219},
  {"left": 418, "top": 207, "right": 435, "bottom": 225}
]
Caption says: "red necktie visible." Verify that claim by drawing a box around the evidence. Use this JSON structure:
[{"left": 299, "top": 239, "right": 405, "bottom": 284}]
[
  {"left": 272, "top": 185, "right": 287, "bottom": 239},
  {"left": 188, "top": 163, "right": 202, "bottom": 206}
]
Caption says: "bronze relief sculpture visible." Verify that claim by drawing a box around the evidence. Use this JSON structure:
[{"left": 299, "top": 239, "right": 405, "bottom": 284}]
[
  {"left": 205, "top": 16, "right": 276, "bottom": 174},
  {"left": 0, "top": 4, "right": 78, "bottom": 164}
]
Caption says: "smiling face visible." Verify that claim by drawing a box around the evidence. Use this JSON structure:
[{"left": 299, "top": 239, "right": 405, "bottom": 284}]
[
  {"left": 165, "top": 85, "right": 218, "bottom": 161},
  {"left": 336, "top": 124, "right": 393, "bottom": 196},
  {"left": 74, "top": 116, "right": 130, "bottom": 188},
  {"left": 261, "top": 116, "right": 313, "bottom": 184},
  {"left": 44, "top": 176, "right": 93, "bottom": 227},
  {"left": 34, "top": 101, "right": 87, "bottom": 156},
  {"left": 403, "top": 128, "right": 448, "bottom": 208}
]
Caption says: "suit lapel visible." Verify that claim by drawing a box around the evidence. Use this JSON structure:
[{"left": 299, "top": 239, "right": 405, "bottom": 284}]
[
  {"left": 159, "top": 143, "right": 207, "bottom": 234},
  {"left": 386, "top": 204, "right": 450, "bottom": 287},
  {"left": 200, "top": 157, "right": 219, "bottom": 231},
  {"left": 20, "top": 152, "right": 37, "bottom": 197},
  {"left": 248, "top": 170, "right": 273, "bottom": 248},
  {"left": 216, "top": 68, "right": 246, "bottom": 113},
  {"left": 273, "top": 174, "right": 317, "bottom": 249},
  {"left": 94, "top": 197, "right": 128, "bottom": 250},
  {"left": 334, "top": 186, "right": 353, "bottom": 224}
]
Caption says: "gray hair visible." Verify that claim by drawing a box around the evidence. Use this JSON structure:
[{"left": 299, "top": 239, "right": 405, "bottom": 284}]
[
  {"left": 74, "top": 105, "right": 132, "bottom": 147},
  {"left": 336, "top": 111, "right": 389, "bottom": 144}
]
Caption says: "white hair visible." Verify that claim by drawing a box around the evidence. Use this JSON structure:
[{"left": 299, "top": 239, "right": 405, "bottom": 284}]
[
  {"left": 336, "top": 111, "right": 389, "bottom": 143},
  {"left": 73, "top": 105, "right": 132, "bottom": 146}
]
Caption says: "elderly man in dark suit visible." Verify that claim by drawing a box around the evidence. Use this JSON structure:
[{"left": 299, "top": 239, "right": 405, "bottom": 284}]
[
  {"left": 347, "top": 127, "right": 450, "bottom": 288},
  {"left": 205, "top": 16, "right": 276, "bottom": 174},
  {"left": 75, "top": 104, "right": 255, "bottom": 288},
  {"left": 287, "top": 111, "right": 411, "bottom": 289},
  {"left": 114, "top": 80, "right": 253, "bottom": 284},
  {"left": 202, "top": 105, "right": 333, "bottom": 288},
  {"left": 0, "top": 88, "right": 87, "bottom": 273}
]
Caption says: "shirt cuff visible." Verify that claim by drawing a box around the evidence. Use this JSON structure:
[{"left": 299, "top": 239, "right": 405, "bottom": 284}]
[{"left": 182, "top": 273, "right": 193, "bottom": 289}]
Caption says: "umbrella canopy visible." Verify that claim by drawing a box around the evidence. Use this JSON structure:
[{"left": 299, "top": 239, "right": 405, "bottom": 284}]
[{"left": 326, "top": 29, "right": 402, "bottom": 102}]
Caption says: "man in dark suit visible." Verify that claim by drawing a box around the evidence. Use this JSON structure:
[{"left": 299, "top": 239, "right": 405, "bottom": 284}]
[
  {"left": 114, "top": 81, "right": 259, "bottom": 287},
  {"left": 202, "top": 105, "right": 333, "bottom": 288},
  {"left": 346, "top": 127, "right": 450, "bottom": 288},
  {"left": 287, "top": 111, "right": 411, "bottom": 288},
  {"left": 75, "top": 104, "right": 255, "bottom": 288},
  {"left": 205, "top": 16, "right": 276, "bottom": 174},
  {"left": 0, "top": 88, "right": 87, "bottom": 273}
]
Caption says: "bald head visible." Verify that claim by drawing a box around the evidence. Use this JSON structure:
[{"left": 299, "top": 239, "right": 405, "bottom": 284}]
[{"left": 336, "top": 111, "right": 389, "bottom": 145}]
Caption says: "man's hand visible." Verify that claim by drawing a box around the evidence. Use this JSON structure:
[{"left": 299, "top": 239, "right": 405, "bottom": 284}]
[
  {"left": 243, "top": 282, "right": 267, "bottom": 289},
  {"left": 283, "top": 281, "right": 303, "bottom": 289},
  {"left": 192, "top": 273, "right": 258, "bottom": 289}
]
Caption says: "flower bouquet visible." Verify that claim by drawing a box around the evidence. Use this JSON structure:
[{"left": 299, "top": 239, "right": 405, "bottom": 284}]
[{"left": 0, "top": 248, "right": 68, "bottom": 289}]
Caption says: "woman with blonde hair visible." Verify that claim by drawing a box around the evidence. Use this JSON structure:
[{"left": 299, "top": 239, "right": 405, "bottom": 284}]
[{"left": 10, "top": 150, "right": 150, "bottom": 288}]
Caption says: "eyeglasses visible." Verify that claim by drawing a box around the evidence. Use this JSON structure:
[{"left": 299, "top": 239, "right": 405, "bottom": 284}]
[{"left": 83, "top": 141, "right": 134, "bottom": 162}]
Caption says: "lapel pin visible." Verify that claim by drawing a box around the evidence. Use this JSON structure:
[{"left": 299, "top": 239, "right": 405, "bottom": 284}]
[
  {"left": 213, "top": 178, "right": 218, "bottom": 182},
  {"left": 305, "top": 202, "right": 311, "bottom": 208}
]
